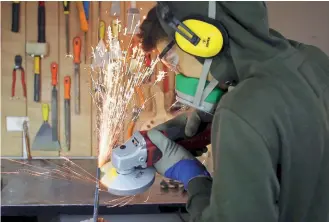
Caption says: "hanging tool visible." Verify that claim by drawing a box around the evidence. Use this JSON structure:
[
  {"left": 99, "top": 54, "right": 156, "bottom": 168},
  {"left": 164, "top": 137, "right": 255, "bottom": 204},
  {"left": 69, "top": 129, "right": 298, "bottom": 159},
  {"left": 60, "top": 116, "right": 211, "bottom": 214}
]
[
  {"left": 76, "top": 1, "right": 89, "bottom": 64},
  {"left": 127, "top": 1, "right": 140, "bottom": 34},
  {"left": 64, "top": 76, "right": 71, "bottom": 151},
  {"left": 11, "top": 1, "right": 20, "bottom": 33},
  {"left": 23, "top": 120, "right": 32, "bottom": 160},
  {"left": 11, "top": 55, "right": 26, "bottom": 99},
  {"left": 99, "top": 124, "right": 211, "bottom": 196},
  {"left": 51, "top": 62, "right": 59, "bottom": 141},
  {"left": 27, "top": 1, "right": 47, "bottom": 102},
  {"left": 73, "top": 36, "right": 81, "bottom": 115},
  {"left": 32, "top": 104, "right": 61, "bottom": 151},
  {"left": 83, "top": 1, "right": 90, "bottom": 64},
  {"left": 63, "top": 1, "right": 70, "bottom": 54},
  {"left": 110, "top": 1, "right": 121, "bottom": 17},
  {"left": 92, "top": 20, "right": 108, "bottom": 69}
]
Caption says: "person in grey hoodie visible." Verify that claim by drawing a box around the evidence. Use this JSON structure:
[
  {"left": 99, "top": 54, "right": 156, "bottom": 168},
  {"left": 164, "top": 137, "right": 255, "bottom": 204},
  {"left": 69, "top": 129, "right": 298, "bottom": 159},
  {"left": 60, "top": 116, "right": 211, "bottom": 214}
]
[{"left": 137, "top": 2, "right": 329, "bottom": 222}]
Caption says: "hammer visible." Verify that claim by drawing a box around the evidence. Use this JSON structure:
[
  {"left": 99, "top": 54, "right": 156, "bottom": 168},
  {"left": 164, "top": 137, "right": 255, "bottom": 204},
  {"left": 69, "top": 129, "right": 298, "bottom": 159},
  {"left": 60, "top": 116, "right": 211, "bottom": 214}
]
[{"left": 25, "top": 2, "right": 48, "bottom": 102}]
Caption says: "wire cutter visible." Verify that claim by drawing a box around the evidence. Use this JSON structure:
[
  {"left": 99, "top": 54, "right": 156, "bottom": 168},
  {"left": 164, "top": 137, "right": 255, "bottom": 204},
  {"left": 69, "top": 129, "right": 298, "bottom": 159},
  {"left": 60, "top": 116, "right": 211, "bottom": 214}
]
[{"left": 12, "top": 55, "right": 27, "bottom": 99}]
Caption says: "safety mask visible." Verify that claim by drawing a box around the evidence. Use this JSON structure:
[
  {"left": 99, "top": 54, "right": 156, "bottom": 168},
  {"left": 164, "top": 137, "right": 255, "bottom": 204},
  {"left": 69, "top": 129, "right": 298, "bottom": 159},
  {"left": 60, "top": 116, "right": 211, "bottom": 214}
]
[{"left": 160, "top": 41, "right": 225, "bottom": 114}]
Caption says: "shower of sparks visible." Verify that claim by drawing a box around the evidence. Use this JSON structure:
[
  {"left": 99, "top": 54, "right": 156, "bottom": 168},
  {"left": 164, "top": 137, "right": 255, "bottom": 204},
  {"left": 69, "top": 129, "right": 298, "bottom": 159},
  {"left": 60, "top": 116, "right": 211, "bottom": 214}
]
[
  {"left": 1, "top": 158, "right": 152, "bottom": 206},
  {"left": 89, "top": 20, "right": 163, "bottom": 168}
]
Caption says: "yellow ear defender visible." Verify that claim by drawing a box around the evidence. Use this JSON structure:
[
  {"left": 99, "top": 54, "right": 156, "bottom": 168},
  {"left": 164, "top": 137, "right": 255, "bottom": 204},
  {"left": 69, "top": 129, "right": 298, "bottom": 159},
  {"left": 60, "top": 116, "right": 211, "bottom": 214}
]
[{"left": 157, "top": 2, "right": 229, "bottom": 58}]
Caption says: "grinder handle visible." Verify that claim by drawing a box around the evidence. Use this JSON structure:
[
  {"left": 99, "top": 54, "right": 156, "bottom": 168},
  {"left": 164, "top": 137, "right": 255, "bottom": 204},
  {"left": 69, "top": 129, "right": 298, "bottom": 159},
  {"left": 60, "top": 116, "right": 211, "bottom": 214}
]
[{"left": 141, "top": 123, "right": 212, "bottom": 167}]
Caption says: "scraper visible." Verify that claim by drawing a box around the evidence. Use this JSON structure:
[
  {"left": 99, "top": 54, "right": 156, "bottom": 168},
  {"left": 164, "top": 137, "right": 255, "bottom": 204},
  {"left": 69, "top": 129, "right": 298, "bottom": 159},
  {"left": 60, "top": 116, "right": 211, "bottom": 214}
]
[
  {"left": 32, "top": 103, "right": 61, "bottom": 151},
  {"left": 126, "top": 1, "right": 140, "bottom": 34}
]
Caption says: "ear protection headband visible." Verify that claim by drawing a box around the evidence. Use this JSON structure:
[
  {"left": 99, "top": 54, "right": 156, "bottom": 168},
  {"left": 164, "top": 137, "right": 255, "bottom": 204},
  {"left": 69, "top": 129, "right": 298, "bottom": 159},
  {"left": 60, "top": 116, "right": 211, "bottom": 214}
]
[{"left": 156, "top": 2, "right": 229, "bottom": 58}]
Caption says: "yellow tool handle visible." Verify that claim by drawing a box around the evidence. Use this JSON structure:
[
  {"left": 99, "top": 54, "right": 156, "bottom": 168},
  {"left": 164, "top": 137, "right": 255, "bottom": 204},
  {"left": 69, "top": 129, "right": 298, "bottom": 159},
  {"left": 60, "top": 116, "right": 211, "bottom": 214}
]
[
  {"left": 76, "top": 1, "right": 88, "bottom": 32},
  {"left": 34, "top": 56, "right": 40, "bottom": 74},
  {"left": 63, "top": 1, "right": 70, "bottom": 14},
  {"left": 99, "top": 20, "right": 105, "bottom": 40},
  {"left": 42, "top": 103, "right": 49, "bottom": 122}
]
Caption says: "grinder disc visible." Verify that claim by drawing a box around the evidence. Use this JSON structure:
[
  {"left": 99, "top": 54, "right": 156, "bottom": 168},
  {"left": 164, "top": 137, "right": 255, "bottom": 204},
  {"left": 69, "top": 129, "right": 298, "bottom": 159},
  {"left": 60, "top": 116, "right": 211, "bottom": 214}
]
[{"left": 100, "top": 162, "right": 156, "bottom": 196}]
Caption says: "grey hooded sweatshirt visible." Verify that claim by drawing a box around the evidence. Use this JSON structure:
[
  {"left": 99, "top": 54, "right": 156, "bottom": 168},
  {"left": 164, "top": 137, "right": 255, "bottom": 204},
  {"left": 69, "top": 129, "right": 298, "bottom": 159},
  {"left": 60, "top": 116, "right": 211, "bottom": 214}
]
[{"left": 156, "top": 2, "right": 329, "bottom": 222}]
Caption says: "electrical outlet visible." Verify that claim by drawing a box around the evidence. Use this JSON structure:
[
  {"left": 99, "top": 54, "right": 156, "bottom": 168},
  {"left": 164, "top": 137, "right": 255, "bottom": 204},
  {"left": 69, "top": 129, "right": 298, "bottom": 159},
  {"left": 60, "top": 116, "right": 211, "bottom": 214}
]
[{"left": 6, "top": 116, "right": 29, "bottom": 132}]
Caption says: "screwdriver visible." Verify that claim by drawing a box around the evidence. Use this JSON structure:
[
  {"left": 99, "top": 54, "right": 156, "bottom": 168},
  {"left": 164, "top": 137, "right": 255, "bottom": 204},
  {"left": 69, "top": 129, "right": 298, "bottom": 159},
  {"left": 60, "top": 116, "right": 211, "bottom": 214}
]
[
  {"left": 73, "top": 36, "right": 81, "bottom": 115},
  {"left": 83, "top": 1, "right": 90, "bottom": 64},
  {"left": 76, "top": 2, "right": 88, "bottom": 63},
  {"left": 63, "top": 1, "right": 70, "bottom": 54}
]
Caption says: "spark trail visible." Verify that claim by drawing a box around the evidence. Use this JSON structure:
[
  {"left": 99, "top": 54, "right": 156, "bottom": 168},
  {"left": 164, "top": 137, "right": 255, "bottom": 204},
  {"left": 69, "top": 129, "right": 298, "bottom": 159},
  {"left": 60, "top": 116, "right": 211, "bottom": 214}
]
[{"left": 90, "top": 21, "right": 163, "bottom": 168}]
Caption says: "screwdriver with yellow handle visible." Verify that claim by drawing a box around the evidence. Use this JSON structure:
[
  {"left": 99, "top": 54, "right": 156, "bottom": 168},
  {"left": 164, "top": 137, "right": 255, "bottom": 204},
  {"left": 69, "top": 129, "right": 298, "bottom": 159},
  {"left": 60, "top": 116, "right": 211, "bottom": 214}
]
[{"left": 63, "top": 1, "right": 70, "bottom": 54}]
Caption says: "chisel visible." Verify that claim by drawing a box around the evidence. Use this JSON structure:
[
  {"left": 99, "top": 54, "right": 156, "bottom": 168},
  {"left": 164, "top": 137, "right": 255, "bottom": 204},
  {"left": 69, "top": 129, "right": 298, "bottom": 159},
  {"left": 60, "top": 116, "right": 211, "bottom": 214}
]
[
  {"left": 64, "top": 76, "right": 71, "bottom": 151},
  {"left": 51, "top": 62, "right": 58, "bottom": 141},
  {"left": 63, "top": 1, "right": 70, "bottom": 54},
  {"left": 73, "top": 36, "right": 81, "bottom": 115},
  {"left": 11, "top": 1, "right": 20, "bottom": 33}
]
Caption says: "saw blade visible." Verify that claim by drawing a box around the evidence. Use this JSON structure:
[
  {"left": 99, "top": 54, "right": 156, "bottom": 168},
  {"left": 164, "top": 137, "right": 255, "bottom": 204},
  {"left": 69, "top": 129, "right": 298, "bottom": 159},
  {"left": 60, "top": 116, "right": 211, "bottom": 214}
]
[{"left": 100, "top": 162, "right": 156, "bottom": 196}]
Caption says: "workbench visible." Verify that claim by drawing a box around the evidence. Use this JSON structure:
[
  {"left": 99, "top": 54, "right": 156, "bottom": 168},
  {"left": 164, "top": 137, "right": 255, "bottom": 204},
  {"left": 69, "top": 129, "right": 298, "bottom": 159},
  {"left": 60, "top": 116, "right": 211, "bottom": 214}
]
[{"left": 1, "top": 159, "right": 187, "bottom": 217}]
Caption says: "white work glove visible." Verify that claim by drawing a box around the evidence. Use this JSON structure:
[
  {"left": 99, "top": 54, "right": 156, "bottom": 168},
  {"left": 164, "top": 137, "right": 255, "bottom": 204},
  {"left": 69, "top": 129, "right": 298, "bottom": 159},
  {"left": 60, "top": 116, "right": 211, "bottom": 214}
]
[{"left": 147, "top": 129, "right": 211, "bottom": 189}]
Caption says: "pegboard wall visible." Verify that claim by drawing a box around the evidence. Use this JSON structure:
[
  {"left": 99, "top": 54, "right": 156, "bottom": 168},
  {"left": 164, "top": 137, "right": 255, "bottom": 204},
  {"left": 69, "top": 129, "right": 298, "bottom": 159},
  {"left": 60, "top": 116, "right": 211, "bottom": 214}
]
[{"left": 1, "top": 1, "right": 168, "bottom": 158}]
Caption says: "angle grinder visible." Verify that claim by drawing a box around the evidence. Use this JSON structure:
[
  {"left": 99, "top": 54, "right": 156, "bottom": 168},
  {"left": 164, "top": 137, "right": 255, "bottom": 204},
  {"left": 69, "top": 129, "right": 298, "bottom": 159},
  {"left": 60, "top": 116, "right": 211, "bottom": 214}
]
[{"left": 100, "top": 123, "right": 211, "bottom": 196}]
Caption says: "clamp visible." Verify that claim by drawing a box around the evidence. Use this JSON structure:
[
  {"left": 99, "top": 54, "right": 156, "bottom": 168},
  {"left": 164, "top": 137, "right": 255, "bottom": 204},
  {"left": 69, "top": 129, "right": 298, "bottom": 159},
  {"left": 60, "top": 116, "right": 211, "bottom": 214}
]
[{"left": 12, "top": 55, "right": 27, "bottom": 99}]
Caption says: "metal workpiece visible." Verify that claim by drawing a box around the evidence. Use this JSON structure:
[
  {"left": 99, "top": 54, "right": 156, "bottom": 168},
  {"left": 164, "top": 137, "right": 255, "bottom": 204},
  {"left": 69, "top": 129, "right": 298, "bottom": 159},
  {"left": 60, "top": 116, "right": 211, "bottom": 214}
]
[
  {"left": 1, "top": 159, "right": 186, "bottom": 209},
  {"left": 111, "top": 131, "right": 148, "bottom": 173}
]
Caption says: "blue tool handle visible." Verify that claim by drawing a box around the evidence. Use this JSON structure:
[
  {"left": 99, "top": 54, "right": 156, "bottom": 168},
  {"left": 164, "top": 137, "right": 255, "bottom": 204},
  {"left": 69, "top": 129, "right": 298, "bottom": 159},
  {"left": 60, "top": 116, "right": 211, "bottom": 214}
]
[{"left": 83, "top": 1, "right": 90, "bottom": 20}]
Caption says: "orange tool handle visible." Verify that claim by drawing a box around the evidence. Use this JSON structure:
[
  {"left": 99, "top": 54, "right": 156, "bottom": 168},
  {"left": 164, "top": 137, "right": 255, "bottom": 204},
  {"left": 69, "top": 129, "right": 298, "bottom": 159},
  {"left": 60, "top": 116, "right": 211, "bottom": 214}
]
[
  {"left": 64, "top": 76, "right": 71, "bottom": 99},
  {"left": 76, "top": 1, "right": 88, "bottom": 32},
  {"left": 73, "top": 37, "right": 81, "bottom": 64},
  {"left": 51, "top": 62, "right": 58, "bottom": 86}
]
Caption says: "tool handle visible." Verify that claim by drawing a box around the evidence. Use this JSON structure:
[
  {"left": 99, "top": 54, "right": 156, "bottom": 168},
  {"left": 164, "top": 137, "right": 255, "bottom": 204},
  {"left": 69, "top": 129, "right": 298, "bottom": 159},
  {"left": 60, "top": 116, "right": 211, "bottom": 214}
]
[
  {"left": 141, "top": 123, "right": 211, "bottom": 167},
  {"left": 34, "top": 57, "right": 41, "bottom": 102},
  {"left": 64, "top": 76, "right": 71, "bottom": 99},
  {"left": 83, "top": 1, "right": 90, "bottom": 20},
  {"left": 11, "top": 2, "right": 20, "bottom": 32},
  {"left": 51, "top": 62, "right": 58, "bottom": 86},
  {"left": 42, "top": 103, "right": 49, "bottom": 122},
  {"left": 73, "top": 37, "right": 81, "bottom": 64},
  {"left": 99, "top": 20, "right": 105, "bottom": 40},
  {"left": 38, "top": 1, "right": 46, "bottom": 43},
  {"left": 63, "top": 1, "right": 70, "bottom": 14},
  {"left": 76, "top": 1, "right": 88, "bottom": 32}
]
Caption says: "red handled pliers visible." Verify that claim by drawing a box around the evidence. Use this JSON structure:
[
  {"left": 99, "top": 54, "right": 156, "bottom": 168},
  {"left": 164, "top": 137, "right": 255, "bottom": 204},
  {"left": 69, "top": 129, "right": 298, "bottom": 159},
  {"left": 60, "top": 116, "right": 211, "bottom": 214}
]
[{"left": 12, "top": 55, "right": 27, "bottom": 98}]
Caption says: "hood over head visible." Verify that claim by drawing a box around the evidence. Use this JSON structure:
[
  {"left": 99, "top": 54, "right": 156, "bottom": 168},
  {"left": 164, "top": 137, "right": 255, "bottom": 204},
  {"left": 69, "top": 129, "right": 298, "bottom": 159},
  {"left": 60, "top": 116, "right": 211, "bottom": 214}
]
[{"left": 156, "top": 1, "right": 297, "bottom": 85}]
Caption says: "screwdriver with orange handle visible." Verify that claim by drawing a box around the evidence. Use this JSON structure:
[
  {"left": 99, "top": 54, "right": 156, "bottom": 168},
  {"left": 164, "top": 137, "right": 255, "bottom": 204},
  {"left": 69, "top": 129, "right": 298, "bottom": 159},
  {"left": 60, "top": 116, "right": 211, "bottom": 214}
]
[
  {"left": 76, "top": 1, "right": 89, "bottom": 64},
  {"left": 73, "top": 36, "right": 81, "bottom": 115},
  {"left": 51, "top": 62, "right": 59, "bottom": 141},
  {"left": 64, "top": 76, "right": 71, "bottom": 151}
]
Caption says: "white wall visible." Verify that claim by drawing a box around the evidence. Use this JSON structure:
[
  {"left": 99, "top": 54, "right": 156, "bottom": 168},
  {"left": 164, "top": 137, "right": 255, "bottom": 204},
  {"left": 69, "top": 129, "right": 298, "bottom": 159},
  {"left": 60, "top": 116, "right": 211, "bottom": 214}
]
[{"left": 267, "top": 1, "right": 329, "bottom": 54}]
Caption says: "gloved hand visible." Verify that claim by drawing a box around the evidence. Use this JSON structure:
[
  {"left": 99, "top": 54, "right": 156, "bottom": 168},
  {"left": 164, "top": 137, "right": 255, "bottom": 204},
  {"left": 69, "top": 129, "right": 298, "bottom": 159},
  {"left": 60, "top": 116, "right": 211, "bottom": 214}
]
[
  {"left": 154, "top": 110, "right": 212, "bottom": 156},
  {"left": 147, "top": 129, "right": 211, "bottom": 189}
]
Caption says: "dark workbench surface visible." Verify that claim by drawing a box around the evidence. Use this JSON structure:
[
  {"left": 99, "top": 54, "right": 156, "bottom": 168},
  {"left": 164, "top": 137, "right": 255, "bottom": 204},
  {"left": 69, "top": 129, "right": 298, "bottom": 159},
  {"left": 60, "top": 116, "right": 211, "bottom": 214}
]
[{"left": 1, "top": 159, "right": 187, "bottom": 216}]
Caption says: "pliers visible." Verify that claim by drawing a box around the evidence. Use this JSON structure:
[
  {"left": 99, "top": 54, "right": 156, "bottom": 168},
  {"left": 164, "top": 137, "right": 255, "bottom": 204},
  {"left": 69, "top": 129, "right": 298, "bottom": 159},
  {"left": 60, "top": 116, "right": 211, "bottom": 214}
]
[{"left": 12, "top": 55, "right": 27, "bottom": 99}]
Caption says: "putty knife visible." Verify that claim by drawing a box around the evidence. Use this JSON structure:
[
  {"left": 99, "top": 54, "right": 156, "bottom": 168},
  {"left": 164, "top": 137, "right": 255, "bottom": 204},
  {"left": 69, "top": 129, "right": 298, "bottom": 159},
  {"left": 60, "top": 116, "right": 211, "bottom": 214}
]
[{"left": 32, "top": 103, "right": 60, "bottom": 151}]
